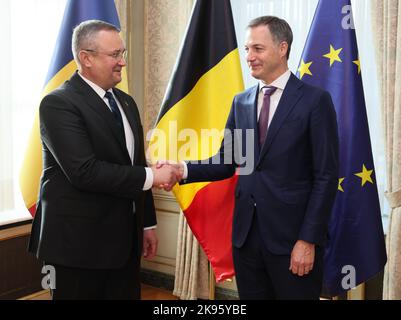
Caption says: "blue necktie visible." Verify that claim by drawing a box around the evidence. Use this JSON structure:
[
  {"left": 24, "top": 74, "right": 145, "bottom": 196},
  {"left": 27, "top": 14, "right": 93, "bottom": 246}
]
[
  {"left": 258, "top": 86, "right": 277, "bottom": 147},
  {"left": 105, "top": 91, "right": 124, "bottom": 129}
]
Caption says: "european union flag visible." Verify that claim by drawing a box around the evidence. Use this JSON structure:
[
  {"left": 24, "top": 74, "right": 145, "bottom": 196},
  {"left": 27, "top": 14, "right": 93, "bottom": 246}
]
[{"left": 297, "top": 0, "right": 387, "bottom": 297}]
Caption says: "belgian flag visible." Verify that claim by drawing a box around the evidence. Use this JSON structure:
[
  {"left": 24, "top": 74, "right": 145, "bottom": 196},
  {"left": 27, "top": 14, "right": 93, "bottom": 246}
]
[
  {"left": 148, "top": 0, "right": 244, "bottom": 281},
  {"left": 19, "top": 0, "right": 128, "bottom": 216}
]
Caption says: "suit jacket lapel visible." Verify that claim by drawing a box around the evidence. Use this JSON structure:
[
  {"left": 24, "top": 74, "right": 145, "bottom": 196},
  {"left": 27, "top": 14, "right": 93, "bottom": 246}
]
[
  {"left": 249, "top": 86, "right": 261, "bottom": 158},
  {"left": 113, "top": 89, "right": 141, "bottom": 165},
  {"left": 257, "top": 74, "right": 304, "bottom": 165},
  {"left": 239, "top": 85, "right": 260, "bottom": 160},
  {"left": 68, "top": 72, "right": 129, "bottom": 155}
]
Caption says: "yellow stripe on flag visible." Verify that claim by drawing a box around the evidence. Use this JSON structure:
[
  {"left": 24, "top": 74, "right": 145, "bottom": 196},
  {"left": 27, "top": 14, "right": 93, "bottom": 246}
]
[
  {"left": 19, "top": 60, "right": 76, "bottom": 210},
  {"left": 19, "top": 60, "right": 129, "bottom": 211},
  {"left": 149, "top": 49, "right": 243, "bottom": 210}
]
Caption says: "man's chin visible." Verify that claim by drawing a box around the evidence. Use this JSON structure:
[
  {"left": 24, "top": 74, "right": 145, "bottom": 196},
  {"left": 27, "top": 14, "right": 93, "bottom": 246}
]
[
  {"left": 113, "top": 75, "right": 122, "bottom": 84},
  {"left": 250, "top": 71, "right": 262, "bottom": 80}
]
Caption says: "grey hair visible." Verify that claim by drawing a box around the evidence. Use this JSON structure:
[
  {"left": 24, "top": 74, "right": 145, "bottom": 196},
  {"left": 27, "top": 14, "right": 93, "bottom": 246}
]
[
  {"left": 248, "top": 16, "right": 293, "bottom": 60},
  {"left": 72, "top": 19, "right": 120, "bottom": 66}
]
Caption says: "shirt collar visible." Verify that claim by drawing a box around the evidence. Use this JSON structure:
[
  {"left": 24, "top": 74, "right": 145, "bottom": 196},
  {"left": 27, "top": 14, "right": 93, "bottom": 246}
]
[
  {"left": 259, "top": 69, "right": 291, "bottom": 92},
  {"left": 78, "top": 72, "right": 113, "bottom": 98}
]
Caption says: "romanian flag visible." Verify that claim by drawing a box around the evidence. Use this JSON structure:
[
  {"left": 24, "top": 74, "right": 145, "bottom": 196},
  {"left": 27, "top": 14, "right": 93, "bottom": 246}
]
[
  {"left": 19, "top": 0, "right": 128, "bottom": 216},
  {"left": 298, "top": 0, "right": 386, "bottom": 296},
  {"left": 148, "top": 0, "right": 244, "bottom": 282}
]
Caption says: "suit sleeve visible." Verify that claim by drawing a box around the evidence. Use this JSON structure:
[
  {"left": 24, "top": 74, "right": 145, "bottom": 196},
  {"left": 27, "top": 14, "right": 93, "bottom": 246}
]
[
  {"left": 298, "top": 91, "right": 339, "bottom": 245},
  {"left": 40, "top": 92, "right": 146, "bottom": 200},
  {"left": 185, "top": 98, "right": 238, "bottom": 183},
  {"left": 133, "top": 102, "right": 157, "bottom": 228},
  {"left": 143, "top": 190, "right": 157, "bottom": 227}
]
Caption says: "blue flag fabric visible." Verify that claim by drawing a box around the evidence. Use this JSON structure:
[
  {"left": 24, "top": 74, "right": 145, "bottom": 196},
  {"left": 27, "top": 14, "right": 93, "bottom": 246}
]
[
  {"left": 45, "top": 0, "right": 121, "bottom": 84},
  {"left": 297, "top": 0, "right": 387, "bottom": 296},
  {"left": 19, "top": 0, "right": 124, "bottom": 216}
]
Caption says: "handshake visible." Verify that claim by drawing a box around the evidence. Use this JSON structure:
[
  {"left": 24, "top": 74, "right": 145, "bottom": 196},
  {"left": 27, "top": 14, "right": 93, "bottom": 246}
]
[{"left": 151, "top": 161, "right": 184, "bottom": 191}]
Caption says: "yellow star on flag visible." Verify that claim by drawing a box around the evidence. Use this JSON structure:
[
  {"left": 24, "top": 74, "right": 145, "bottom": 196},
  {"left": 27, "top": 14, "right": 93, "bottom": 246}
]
[
  {"left": 323, "top": 45, "right": 343, "bottom": 66},
  {"left": 338, "top": 177, "right": 345, "bottom": 192},
  {"left": 298, "top": 60, "right": 313, "bottom": 79},
  {"left": 353, "top": 58, "right": 361, "bottom": 74},
  {"left": 354, "top": 164, "right": 374, "bottom": 186}
]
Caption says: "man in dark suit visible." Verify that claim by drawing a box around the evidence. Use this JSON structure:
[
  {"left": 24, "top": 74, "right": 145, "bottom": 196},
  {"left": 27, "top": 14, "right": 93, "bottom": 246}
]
[
  {"left": 163, "top": 16, "right": 339, "bottom": 299},
  {"left": 28, "top": 20, "right": 178, "bottom": 300}
]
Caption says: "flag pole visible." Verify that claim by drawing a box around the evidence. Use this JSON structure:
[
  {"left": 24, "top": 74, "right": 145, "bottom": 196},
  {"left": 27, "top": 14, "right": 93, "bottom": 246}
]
[
  {"left": 347, "top": 283, "right": 365, "bottom": 300},
  {"left": 209, "top": 262, "right": 216, "bottom": 300}
]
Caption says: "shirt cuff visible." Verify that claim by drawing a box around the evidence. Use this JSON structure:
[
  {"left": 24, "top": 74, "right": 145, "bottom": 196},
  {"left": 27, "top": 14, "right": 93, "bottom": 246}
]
[
  {"left": 181, "top": 161, "right": 188, "bottom": 179},
  {"left": 143, "top": 167, "right": 153, "bottom": 190},
  {"left": 144, "top": 225, "right": 157, "bottom": 230}
]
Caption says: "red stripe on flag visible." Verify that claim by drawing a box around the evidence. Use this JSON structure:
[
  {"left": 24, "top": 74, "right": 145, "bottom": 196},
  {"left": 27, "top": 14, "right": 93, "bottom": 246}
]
[
  {"left": 183, "top": 175, "right": 238, "bottom": 282},
  {"left": 28, "top": 205, "right": 36, "bottom": 217}
]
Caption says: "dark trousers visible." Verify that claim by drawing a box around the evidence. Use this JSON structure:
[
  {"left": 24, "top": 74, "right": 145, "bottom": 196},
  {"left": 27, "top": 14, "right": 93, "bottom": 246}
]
[
  {"left": 233, "top": 216, "right": 323, "bottom": 300},
  {"left": 47, "top": 254, "right": 140, "bottom": 300}
]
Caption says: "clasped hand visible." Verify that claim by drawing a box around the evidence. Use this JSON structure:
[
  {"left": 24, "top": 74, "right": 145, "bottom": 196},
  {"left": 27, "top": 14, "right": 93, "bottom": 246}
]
[{"left": 151, "top": 161, "right": 184, "bottom": 191}]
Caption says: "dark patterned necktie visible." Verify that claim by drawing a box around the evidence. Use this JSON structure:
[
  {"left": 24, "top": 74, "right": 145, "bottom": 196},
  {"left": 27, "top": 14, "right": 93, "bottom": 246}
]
[
  {"left": 258, "top": 86, "right": 277, "bottom": 147},
  {"left": 105, "top": 91, "right": 124, "bottom": 129}
]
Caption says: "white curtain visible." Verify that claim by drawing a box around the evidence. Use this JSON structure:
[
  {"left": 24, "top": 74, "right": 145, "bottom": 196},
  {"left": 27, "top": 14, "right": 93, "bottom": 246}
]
[
  {"left": 231, "top": 0, "right": 388, "bottom": 230},
  {"left": 0, "top": 0, "right": 67, "bottom": 225},
  {"left": 0, "top": 1, "right": 14, "bottom": 213}
]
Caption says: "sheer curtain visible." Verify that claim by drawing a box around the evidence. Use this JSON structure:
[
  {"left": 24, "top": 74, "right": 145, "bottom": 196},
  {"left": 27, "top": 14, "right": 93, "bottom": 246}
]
[
  {"left": 231, "top": 0, "right": 388, "bottom": 230},
  {"left": 0, "top": 0, "right": 67, "bottom": 225},
  {"left": 0, "top": 1, "right": 14, "bottom": 213}
]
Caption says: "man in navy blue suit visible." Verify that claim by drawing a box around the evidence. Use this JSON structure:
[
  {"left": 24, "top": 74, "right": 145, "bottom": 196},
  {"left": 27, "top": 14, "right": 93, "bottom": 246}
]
[{"left": 164, "top": 16, "right": 339, "bottom": 300}]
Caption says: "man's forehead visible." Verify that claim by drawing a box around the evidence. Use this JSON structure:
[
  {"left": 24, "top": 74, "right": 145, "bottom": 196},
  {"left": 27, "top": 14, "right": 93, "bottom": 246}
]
[
  {"left": 245, "top": 26, "right": 271, "bottom": 44},
  {"left": 95, "top": 31, "right": 125, "bottom": 46}
]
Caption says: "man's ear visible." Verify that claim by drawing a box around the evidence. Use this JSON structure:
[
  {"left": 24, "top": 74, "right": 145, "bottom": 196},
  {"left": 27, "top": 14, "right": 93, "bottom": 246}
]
[
  {"left": 79, "top": 50, "right": 92, "bottom": 68},
  {"left": 279, "top": 41, "right": 289, "bottom": 59}
]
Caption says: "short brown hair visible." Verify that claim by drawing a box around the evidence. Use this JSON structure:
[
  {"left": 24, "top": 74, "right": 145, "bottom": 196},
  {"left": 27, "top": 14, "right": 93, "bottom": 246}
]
[{"left": 248, "top": 16, "right": 293, "bottom": 60}]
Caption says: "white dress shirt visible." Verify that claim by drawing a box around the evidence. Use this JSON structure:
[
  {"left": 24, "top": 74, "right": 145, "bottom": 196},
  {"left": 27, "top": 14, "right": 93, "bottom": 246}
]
[
  {"left": 257, "top": 69, "right": 291, "bottom": 127},
  {"left": 181, "top": 69, "right": 292, "bottom": 180},
  {"left": 78, "top": 73, "right": 153, "bottom": 191}
]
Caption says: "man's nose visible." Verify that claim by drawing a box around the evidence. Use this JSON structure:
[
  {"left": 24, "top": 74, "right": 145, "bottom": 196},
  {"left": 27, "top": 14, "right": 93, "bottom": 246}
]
[
  {"left": 118, "top": 56, "right": 127, "bottom": 66},
  {"left": 246, "top": 50, "right": 255, "bottom": 62}
]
